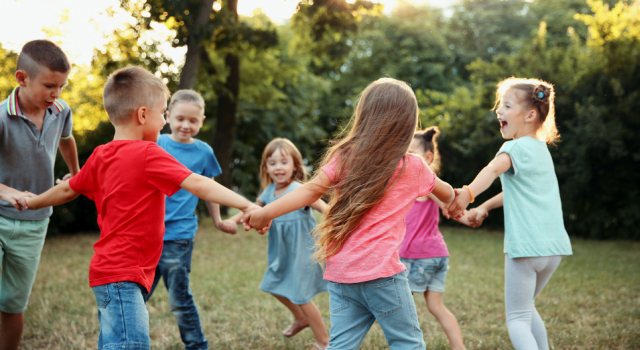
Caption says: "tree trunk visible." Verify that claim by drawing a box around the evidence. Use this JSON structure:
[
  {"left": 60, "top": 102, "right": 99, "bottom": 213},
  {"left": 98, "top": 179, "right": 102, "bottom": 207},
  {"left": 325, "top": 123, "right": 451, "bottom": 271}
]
[
  {"left": 177, "top": 0, "right": 215, "bottom": 90},
  {"left": 214, "top": 0, "right": 239, "bottom": 216}
]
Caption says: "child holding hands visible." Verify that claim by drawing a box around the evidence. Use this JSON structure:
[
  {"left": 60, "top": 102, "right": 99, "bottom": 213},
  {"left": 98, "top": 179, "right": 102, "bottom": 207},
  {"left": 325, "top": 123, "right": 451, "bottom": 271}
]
[
  {"left": 244, "top": 78, "right": 456, "bottom": 350},
  {"left": 448, "top": 78, "right": 572, "bottom": 350},
  {"left": 20, "top": 66, "right": 264, "bottom": 350},
  {"left": 225, "top": 138, "right": 329, "bottom": 350}
]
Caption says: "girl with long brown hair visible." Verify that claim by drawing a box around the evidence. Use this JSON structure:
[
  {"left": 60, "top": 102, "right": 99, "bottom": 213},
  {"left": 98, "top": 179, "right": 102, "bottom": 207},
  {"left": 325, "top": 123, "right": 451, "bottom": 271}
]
[
  {"left": 243, "top": 78, "right": 456, "bottom": 350},
  {"left": 224, "top": 138, "right": 329, "bottom": 350}
]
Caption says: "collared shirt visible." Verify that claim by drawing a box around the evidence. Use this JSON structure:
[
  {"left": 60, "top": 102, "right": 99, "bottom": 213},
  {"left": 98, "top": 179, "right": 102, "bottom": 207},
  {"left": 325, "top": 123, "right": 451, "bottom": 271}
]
[{"left": 0, "top": 86, "right": 73, "bottom": 220}]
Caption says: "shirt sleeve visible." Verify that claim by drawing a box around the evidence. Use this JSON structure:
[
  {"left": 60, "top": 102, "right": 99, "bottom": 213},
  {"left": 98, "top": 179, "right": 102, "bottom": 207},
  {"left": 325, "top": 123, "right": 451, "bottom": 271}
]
[
  {"left": 145, "top": 143, "right": 193, "bottom": 196},
  {"left": 258, "top": 184, "right": 272, "bottom": 205},
  {"left": 415, "top": 155, "right": 437, "bottom": 197},
  {"left": 496, "top": 141, "right": 518, "bottom": 176},
  {"left": 60, "top": 105, "right": 73, "bottom": 139},
  {"left": 321, "top": 157, "right": 339, "bottom": 182},
  {"left": 69, "top": 151, "right": 96, "bottom": 201},
  {"left": 203, "top": 144, "right": 222, "bottom": 178}
]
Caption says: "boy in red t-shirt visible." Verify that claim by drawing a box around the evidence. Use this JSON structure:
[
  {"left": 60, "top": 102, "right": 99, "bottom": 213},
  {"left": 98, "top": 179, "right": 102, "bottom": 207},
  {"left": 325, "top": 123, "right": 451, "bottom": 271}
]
[{"left": 19, "top": 66, "right": 264, "bottom": 349}]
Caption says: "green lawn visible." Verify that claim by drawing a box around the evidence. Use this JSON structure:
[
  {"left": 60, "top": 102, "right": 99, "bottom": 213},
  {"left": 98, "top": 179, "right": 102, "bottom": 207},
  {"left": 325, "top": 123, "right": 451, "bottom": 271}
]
[{"left": 21, "top": 222, "right": 640, "bottom": 349}]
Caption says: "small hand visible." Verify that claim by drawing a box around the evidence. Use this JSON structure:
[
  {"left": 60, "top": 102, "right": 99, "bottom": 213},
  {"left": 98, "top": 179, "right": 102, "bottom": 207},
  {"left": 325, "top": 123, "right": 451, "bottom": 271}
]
[
  {"left": 216, "top": 219, "right": 238, "bottom": 235},
  {"left": 447, "top": 188, "right": 471, "bottom": 219},
  {"left": 56, "top": 173, "right": 72, "bottom": 184},
  {"left": 453, "top": 210, "right": 474, "bottom": 227},
  {"left": 0, "top": 187, "right": 36, "bottom": 211},
  {"left": 467, "top": 208, "right": 488, "bottom": 228},
  {"left": 242, "top": 208, "right": 271, "bottom": 233}
]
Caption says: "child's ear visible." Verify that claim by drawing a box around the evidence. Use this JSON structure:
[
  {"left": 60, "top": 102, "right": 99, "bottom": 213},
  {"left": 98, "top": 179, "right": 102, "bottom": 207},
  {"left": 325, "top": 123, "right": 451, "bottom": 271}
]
[
  {"left": 525, "top": 109, "right": 537, "bottom": 123},
  {"left": 15, "top": 70, "right": 28, "bottom": 87},
  {"left": 137, "top": 106, "right": 148, "bottom": 125}
]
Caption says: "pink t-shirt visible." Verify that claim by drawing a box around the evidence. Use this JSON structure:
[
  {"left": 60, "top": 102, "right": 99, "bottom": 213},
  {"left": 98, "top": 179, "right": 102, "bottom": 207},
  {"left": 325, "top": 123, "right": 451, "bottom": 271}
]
[
  {"left": 399, "top": 199, "right": 449, "bottom": 259},
  {"left": 321, "top": 154, "right": 436, "bottom": 283}
]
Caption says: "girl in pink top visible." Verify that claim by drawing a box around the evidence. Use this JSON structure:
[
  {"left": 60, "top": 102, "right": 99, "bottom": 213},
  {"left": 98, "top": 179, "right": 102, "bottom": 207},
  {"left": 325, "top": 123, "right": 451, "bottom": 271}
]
[
  {"left": 400, "top": 127, "right": 466, "bottom": 350},
  {"left": 244, "top": 78, "right": 456, "bottom": 350}
]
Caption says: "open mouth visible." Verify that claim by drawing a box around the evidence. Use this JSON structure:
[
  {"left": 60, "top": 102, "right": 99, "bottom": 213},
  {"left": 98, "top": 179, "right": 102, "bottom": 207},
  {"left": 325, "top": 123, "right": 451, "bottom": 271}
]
[{"left": 499, "top": 120, "right": 508, "bottom": 129}]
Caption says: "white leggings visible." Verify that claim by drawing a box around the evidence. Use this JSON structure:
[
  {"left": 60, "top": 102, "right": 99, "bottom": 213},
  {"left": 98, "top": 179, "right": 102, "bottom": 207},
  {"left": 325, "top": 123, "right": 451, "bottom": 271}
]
[{"left": 505, "top": 255, "right": 562, "bottom": 350}]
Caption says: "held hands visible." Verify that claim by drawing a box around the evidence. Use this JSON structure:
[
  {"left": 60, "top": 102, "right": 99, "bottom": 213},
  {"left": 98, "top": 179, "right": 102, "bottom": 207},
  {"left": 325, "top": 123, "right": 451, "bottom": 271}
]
[
  {"left": 466, "top": 208, "right": 488, "bottom": 228},
  {"left": 446, "top": 188, "right": 472, "bottom": 219},
  {"left": 242, "top": 205, "right": 271, "bottom": 235},
  {"left": 216, "top": 219, "right": 239, "bottom": 235},
  {"left": 0, "top": 186, "right": 36, "bottom": 211}
]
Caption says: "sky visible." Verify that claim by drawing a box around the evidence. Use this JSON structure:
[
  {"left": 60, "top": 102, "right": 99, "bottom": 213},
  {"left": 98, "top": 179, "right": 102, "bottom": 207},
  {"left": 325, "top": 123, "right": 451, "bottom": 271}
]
[{"left": 0, "top": 0, "right": 458, "bottom": 66}]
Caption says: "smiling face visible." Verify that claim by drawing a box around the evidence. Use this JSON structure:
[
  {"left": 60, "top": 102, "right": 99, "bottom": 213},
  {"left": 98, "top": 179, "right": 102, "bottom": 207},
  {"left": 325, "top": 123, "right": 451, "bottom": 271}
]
[
  {"left": 266, "top": 148, "right": 295, "bottom": 188},
  {"left": 18, "top": 67, "right": 69, "bottom": 112},
  {"left": 142, "top": 98, "right": 168, "bottom": 142},
  {"left": 167, "top": 102, "right": 205, "bottom": 144},
  {"left": 495, "top": 88, "right": 534, "bottom": 140}
]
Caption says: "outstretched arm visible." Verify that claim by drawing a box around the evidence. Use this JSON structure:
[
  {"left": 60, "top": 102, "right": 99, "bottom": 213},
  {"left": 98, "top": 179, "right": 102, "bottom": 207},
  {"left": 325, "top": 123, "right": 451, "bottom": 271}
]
[
  {"left": 448, "top": 153, "right": 511, "bottom": 218},
  {"left": 25, "top": 182, "right": 79, "bottom": 210},
  {"left": 0, "top": 183, "right": 36, "bottom": 210},
  {"left": 431, "top": 177, "right": 455, "bottom": 207},
  {"left": 180, "top": 174, "right": 256, "bottom": 213},
  {"left": 244, "top": 171, "right": 331, "bottom": 230},
  {"left": 467, "top": 192, "right": 503, "bottom": 227}
]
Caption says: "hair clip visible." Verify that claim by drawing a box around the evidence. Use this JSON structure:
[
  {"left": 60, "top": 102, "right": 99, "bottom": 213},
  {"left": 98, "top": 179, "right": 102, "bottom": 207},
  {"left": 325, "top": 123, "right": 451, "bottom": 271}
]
[{"left": 538, "top": 91, "right": 544, "bottom": 99}]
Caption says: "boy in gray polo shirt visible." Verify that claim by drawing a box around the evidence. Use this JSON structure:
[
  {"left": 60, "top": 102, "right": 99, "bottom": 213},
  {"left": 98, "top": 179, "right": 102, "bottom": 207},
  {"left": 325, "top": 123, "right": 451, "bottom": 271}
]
[{"left": 0, "top": 40, "right": 79, "bottom": 350}]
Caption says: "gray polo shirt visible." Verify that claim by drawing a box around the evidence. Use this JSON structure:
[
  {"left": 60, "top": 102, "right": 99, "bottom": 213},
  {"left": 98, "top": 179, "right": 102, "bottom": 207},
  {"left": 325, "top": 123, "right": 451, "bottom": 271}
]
[{"left": 0, "top": 87, "right": 73, "bottom": 220}]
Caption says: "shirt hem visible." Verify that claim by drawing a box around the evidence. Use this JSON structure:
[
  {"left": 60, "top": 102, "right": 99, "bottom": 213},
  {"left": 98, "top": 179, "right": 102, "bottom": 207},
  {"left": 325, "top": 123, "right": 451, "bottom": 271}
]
[{"left": 324, "top": 265, "right": 407, "bottom": 284}]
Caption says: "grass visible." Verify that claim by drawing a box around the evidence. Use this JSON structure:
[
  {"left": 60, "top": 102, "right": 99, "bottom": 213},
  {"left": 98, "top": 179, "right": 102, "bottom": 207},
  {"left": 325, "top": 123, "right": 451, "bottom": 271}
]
[{"left": 21, "top": 221, "right": 640, "bottom": 349}]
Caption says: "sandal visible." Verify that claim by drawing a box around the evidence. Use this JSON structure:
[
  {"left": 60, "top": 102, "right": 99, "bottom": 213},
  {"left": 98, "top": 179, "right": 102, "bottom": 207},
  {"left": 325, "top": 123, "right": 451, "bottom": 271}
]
[
  {"left": 282, "top": 318, "right": 309, "bottom": 337},
  {"left": 312, "top": 342, "right": 329, "bottom": 350}
]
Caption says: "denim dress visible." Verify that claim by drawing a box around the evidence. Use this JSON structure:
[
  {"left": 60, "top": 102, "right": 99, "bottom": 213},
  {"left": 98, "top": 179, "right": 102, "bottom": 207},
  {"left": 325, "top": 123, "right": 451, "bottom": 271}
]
[{"left": 259, "top": 182, "right": 328, "bottom": 305}]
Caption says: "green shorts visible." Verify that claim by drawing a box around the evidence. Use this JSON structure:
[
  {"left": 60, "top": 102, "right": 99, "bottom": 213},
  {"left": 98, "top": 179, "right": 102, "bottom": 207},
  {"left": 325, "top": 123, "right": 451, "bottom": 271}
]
[{"left": 0, "top": 215, "right": 49, "bottom": 313}]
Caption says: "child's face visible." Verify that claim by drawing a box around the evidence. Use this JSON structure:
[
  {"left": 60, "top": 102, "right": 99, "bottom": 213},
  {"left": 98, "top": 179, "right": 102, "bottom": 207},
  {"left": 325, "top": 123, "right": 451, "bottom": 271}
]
[
  {"left": 142, "top": 99, "right": 167, "bottom": 142},
  {"left": 495, "top": 89, "right": 532, "bottom": 139},
  {"left": 266, "top": 148, "right": 295, "bottom": 187},
  {"left": 408, "top": 139, "right": 434, "bottom": 165},
  {"left": 17, "top": 67, "right": 68, "bottom": 112},
  {"left": 166, "top": 102, "right": 205, "bottom": 144}
]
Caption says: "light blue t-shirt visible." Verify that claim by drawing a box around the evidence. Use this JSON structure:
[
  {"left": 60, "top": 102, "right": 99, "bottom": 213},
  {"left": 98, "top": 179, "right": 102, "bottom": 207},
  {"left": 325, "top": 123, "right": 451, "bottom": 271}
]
[
  {"left": 157, "top": 134, "right": 222, "bottom": 241},
  {"left": 498, "top": 137, "right": 572, "bottom": 258}
]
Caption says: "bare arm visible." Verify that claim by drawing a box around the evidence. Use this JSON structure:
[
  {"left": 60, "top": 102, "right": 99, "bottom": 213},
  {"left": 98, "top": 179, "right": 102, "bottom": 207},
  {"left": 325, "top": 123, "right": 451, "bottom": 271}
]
[
  {"left": 225, "top": 200, "right": 263, "bottom": 224},
  {"left": 244, "top": 171, "right": 331, "bottom": 230},
  {"left": 25, "top": 182, "right": 79, "bottom": 210},
  {"left": 57, "top": 136, "right": 81, "bottom": 183},
  {"left": 431, "top": 177, "right": 455, "bottom": 206},
  {"left": 309, "top": 198, "right": 328, "bottom": 214},
  {"left": 466, "top": 192, "right": 503, "bottom": 227},
  {"left": 179, "top": 174, "right": 255, "bottom": 212},
  {"left": 0, "top": 183, "right": 36, "bottom": 210},
  {"left": 448, "top": 153, "right": 511, "bottom": 218}
]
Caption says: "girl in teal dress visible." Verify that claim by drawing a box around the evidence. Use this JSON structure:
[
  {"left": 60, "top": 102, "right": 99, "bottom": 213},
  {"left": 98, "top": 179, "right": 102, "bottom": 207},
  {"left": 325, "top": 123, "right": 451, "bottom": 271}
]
[{"left": 225, "top": 138, "right": 329, "bottom": 350}]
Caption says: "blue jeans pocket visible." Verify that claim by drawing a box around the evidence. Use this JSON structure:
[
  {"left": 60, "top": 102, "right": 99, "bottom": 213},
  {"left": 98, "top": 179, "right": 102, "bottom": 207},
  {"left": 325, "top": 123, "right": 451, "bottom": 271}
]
[
  {"left": 92, "top": 285, "right": 110, "bottom": 309},
  {"left": 328, "top": 282, "right": 349, "bottom": 314},
  {"left": 365, "top": 277, "right": 402, "bottom": 316}
]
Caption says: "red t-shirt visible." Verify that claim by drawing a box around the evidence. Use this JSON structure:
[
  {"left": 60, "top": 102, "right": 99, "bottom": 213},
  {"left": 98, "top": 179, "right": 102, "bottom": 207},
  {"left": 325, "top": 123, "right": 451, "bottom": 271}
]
[{"left": 69, "top": 140, "right": 192, "bottom": 291}]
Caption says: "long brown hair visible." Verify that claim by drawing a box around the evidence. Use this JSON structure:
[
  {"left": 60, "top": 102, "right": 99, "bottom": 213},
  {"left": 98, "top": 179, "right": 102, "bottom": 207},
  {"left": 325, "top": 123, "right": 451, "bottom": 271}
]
[
  {"left": 412, "top": 126, "right": 441, "bottom": 175},
  {"left": 313, "top": 78, "right": 419, "bottom": 265},
  {"left": 494, "top": 77, "right": 559, "bottom": 145},
  {"left": 260, "top": 138, "right": 307, "bottom": 191}
]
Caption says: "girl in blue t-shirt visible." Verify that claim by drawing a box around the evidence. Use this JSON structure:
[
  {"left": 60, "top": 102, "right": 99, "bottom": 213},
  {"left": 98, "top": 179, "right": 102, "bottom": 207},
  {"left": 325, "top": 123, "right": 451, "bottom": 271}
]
[
  {"left": 224, "top": 138, "right": 329, "bottom": 350},
  {"left": 447, "top": 78, "right": 572, "bottom": 350}
]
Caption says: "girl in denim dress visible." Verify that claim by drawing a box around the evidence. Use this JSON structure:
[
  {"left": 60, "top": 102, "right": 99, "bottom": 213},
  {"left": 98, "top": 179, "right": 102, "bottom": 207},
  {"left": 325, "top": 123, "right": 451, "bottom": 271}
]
[
  {"left": 400, "top": 126, "right": 466, "bottom": 350},
  {"left": 225, "top": 138, "right": 329, "bottom": 350}
]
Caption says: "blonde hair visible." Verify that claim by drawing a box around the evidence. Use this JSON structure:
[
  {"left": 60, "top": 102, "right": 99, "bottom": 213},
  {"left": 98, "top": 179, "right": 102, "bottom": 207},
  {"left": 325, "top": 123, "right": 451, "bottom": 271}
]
[
  {"left": 413, "top": 126, "right": 441, "bottom": 175},
  {"left": 260, "top": 138, "right": 307, "bottom": 191},
  {"left": 169, "top": 89, "right": 205, "bottom": 113},
  {"left": 314, "top": 77, "right": 418, "bottom": 265},
  {"left": 103, "top": 66, "right": 170, "bottom": 125},
  {"left": 494, "top": 77, "right": 559, "bottom": 145}
]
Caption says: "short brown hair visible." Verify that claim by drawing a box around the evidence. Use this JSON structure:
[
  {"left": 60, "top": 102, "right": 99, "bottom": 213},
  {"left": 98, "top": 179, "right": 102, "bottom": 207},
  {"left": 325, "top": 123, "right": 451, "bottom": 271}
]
[
  {"left": 103, "top": 66, "right": 170, "bottom": 125},
  {"left": 260, "top": 138, "right": 307, "bottom": 191},
  {"left": 413, "top": 126, "right": 441, "bottom": 175},
  {"left": 17, "top": 40, "right": 70, "bottom": 78},
  {"left": 169, "top": 89, "right": 205, "bottom": 113},
  {"left": 494, "top": 77, "right": 559, "bottom": 145}
]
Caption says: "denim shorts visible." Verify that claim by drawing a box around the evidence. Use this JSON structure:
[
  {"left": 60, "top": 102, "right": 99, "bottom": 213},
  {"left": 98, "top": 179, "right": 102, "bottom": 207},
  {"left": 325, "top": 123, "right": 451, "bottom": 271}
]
[{"left": 400, "top": 257, "right": 449, "bottom": 294}]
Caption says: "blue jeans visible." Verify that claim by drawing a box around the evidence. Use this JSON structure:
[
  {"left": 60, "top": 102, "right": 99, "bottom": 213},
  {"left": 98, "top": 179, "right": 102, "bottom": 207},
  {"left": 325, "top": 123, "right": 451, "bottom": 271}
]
[
  {"left": 145, "top": 239, "right": 208, "bottom": 350},
  {"left": 92, "top": 282, "right": 150, "bottom": 350},
  {"left": 327, "top": 270, "right": 426, "bottom": 350}
]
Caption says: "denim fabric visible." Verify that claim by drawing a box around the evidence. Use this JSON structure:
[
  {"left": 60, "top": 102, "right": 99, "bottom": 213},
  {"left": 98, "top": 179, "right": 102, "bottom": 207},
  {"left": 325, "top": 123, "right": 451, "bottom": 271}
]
[
  {"left": 327, "top": 271, "right": 426, "bottom": 350},
  {"left": 400, "top": 257, "right": 449, "bottom": 294},
  {"left": 0, "top": 215, "right": 49, "bottom": 313},
  {"left": 146, "top": 239, "right": 208, "bottom": 350},
  {"left": 92, "top": 282, "right": 150, "bottom": 350}
]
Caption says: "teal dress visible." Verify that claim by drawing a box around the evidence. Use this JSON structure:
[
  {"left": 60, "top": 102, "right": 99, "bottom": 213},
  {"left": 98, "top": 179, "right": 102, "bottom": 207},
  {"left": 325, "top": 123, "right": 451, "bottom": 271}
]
[{"left": 258, "top": 182, "right": 328, "bottom": 304}]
